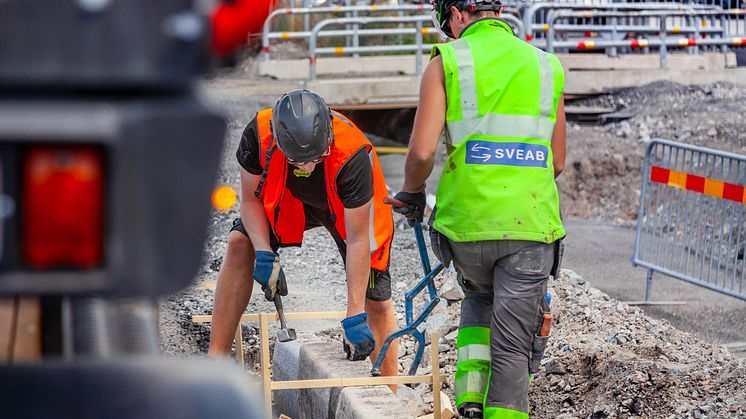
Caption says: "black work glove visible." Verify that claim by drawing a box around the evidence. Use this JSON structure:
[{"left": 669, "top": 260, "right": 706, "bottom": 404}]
[{"left": 391, "top": 191, "right": 426, "bottom": 227}]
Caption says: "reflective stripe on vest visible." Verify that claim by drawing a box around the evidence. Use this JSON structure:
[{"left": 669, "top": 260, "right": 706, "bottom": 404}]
[
  {"left": 446, "top": 40, "right": 555, "bottom": 145},
  {"left": 367, "top": 152, "right": 378, "bottom": 254}
]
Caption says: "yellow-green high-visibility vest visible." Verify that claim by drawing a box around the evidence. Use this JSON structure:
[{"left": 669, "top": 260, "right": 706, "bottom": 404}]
[{"left": 432, "top": 18, "right": 565, "bottom": 243}]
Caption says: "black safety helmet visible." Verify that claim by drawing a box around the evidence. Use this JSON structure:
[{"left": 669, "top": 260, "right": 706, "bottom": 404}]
[
  {"left": 431, "top": 0, "right": 502, "bottom": 38},
  {"left": 271, "top": 89, "right": 333, "bottom": 164}
]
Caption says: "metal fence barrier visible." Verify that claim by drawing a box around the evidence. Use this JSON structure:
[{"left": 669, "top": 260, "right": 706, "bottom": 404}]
[
  {"left": 633, "top": 139, "right": 746, "bottom": 301},
  {"left": 262, "top": 4, "right": 430, "bottom": 60},
  {"left": 308, "top": 15, "right": 434, "bottom": 80},
  {"left": 306, "top": 14, "right": 522, "bottom": 80},
  {"left": 521, "top": 2, "right": 720, "bottom": 46},
  {"left": 546, "top": 9, "right": 746, "bottom": 67}
]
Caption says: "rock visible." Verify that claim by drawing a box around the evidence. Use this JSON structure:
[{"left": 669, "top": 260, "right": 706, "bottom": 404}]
[
  {"left": 545, "top": 359, "right": 567, "bottom": 375},
  {"left": 397, "top": 384, "right": 429, "bottom": 417},
  {"left": 439, "top": 273, "right": 465, "bottom": 302},
  {"left": 416, "top": 391, "right": 456, "bottom": 419},
  {"left": 563, "top": 269, "right": 586, "bottom": 286},
  {"left": 426, "top": 311, "right": 454, "bottom": 339}
]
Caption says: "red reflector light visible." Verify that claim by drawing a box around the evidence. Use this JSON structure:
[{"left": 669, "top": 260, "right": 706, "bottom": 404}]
[{"left": 22, "top": 146, "right": 104, "bottom": 269}]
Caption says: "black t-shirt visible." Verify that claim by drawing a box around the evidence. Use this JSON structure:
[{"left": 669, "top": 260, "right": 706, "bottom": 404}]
[{"left": 236, "top": 115, "right": 374, "bottom": 211}]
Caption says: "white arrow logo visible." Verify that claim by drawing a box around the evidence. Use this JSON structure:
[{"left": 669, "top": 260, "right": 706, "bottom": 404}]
[{"left": 470, "top": 143, "right": 491, "bottom": 162}]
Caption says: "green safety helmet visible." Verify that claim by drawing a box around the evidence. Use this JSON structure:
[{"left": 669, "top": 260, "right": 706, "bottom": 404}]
[{"left": 431, "top": 0, "right": 502, "bottom": 38}]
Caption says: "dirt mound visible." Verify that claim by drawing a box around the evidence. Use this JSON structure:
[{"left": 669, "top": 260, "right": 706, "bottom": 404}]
[{"left": 560, "top": 81, "right": 746, "bottom": 223}]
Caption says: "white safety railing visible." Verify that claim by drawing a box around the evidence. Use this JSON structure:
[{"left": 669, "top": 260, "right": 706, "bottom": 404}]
[
  {"left": 305, "top": 14, "right": 524, "bottom": 80},
  {"left": 308, "top": 15, "right": 434, "bottom": 80},
  {"left": 545, "top": 9, "right": 746, "bottom": 67},
  {"left": 262, "top": 4, "right": 431, "bottom": 60},
  {"left": 521, "top": 2, "right": 720, "bottom": 46}
]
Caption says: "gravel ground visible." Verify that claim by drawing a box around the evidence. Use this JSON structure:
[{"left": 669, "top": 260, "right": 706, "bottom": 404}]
[{"left": 160, "top": 77, "right": 746, "bottom": 417}]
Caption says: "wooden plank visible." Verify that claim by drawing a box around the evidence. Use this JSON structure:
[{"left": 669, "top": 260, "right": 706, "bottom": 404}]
[
  {"left": 192, "top": 311, "right": 346, "bottom": 324},
  {"left": 0, "top": 298, "right": 17, "bottom": 363},
  {"left": 623, "top": 301, "right": 687, "bottom": 306},
  {"left": 235, "top": 325, "right": 245, "bottom": 368},
  {"left": 259, "top": 313, "right": 272, "bottom": 415},
  {"left": 431, "top": 333, "right": 441, "bottom": 419},
  {"left": 12, "top": 297, "right": 41, "bottom": 362},
  {"left": 270, "top": 374, "right": 435, "bottom": 390}
]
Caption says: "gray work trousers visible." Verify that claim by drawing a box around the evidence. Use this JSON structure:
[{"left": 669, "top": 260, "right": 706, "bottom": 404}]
[{"left": 450, "top": 238, "right": 555, "bottom": 414}]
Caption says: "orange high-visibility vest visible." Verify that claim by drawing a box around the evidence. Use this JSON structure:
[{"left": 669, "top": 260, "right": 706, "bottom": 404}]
[{"left": 254, "top": 108, "right": 393, "bottom": 271}]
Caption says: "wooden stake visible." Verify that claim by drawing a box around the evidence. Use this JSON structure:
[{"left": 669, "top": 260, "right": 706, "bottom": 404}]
[
  {"left": 0, "top": 298, "right": 15, "bottom": 363},
  {"left": 431, "top": 333, "right": 442, "bottom": 419},
  {"left": 234, "top": 324, "right": 245, "bottom": 367},
  {"left": 259, "top": 312, "right": 272, "bottom": 416}
]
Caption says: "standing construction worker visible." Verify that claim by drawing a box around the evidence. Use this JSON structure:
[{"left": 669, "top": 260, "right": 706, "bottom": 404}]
[
  {"left": 392, "top": 0, "right": 566, "bottom": 417},
  {"left": 208, "top": 89, "right": 399, "bottom": 383}
]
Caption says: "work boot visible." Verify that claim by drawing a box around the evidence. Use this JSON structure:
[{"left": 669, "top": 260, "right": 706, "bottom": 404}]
[{"left": 458, "top": 402, "right": 483, "bottom": 418}]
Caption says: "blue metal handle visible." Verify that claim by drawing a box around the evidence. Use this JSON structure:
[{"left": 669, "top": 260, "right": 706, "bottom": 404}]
[{"left": 371, "top": 221, "right": 443, "bottom": 376}]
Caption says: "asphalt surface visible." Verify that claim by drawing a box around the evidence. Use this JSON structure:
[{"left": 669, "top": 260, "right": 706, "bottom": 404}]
[
  {"left": 378, "top": 151, "right": 746, "bottom": 355},
  {"left": 563, "top": 219, "right": 746, "bottom": 350}
]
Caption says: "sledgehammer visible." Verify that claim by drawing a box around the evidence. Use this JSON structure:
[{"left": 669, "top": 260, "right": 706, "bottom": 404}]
[{"left": 273, "top": 294, "right": 296, "bottom": 342}]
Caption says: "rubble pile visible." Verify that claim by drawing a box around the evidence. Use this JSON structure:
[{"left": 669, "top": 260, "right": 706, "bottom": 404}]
[
  {"left": 389, "top": 268, "right": 746, "bottom": 419},
  {"left": 561, "top": 81, "right": 746, "bottom": 222}
]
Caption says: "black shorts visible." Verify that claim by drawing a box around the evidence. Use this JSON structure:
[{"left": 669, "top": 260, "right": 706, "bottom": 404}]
[{"left": 230, "top": 211, "right": 391, "bottom": 301}]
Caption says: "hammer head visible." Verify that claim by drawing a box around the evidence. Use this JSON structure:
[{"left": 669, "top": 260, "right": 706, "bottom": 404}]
[{"left": 277, "top": 327, "right": 297, "bottom": 342}]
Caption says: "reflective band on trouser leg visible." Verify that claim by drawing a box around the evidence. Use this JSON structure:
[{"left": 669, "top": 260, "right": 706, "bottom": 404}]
[
  {"left": 455, "top": 326, "right": 491, "bottom": 407},
  {"left": 484, "top": 406, "right": 529, "bottom": 419}
]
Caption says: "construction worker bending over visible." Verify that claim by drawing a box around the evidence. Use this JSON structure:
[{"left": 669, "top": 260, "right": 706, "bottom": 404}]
[
  {"left": 209, "top": 90, "right": 399, "bottom": 384},
  {"left": 392, "top": 1, "right": 567, "bottom": 417}
]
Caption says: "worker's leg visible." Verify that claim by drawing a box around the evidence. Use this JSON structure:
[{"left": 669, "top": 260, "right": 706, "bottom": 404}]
[
  {"left": 208, "top": 218, "right": 257, "bottom": 356},
  {"left": 484, "top": 241, "right": 554, "bottom": 419},
  {"left": 447, "top": 240, "right": 497, "bottom": 418},
  {"left": 364, "top": 272, "right": 398, "bottom": 392}
]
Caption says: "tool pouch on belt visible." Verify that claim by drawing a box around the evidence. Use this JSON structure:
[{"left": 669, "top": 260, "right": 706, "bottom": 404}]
[
  {"left": 529, "top": 290, "right": 552, "bottom": 374},
  {"left": 428, "top": 208, "right": 452, "bottom": 268}
]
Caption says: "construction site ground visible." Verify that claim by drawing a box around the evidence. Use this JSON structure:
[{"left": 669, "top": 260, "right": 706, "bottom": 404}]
[{"left": 160, "top": 68, "right": 746, "bottom": 418}]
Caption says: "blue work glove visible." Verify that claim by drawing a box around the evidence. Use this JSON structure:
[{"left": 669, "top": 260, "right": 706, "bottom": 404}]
[
  {"left": 391, "top": 191, "right": 427, "bottom": 227},
  {"left": 341, "top": 312, "right": 376, "bottom": 361},
  {"left": 253, "top": 250, "right": 288, "bottom": 301}
]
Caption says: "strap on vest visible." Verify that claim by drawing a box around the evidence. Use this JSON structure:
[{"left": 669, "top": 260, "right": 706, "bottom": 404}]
[{"left": 254, "top": 144, "right": 278, "bottom": 199}]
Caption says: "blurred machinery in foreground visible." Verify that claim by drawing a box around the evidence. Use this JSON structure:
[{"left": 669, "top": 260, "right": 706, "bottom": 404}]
[{"left": 0, "top": 1, "right": 264, "bottom": 418}]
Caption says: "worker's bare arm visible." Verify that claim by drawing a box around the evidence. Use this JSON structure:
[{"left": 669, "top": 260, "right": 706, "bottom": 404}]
[
  {"left": 402, "top": 56, "right": 447, "bottom": 193},
  {"left": 239, "top": 168, "right": 273, "bottom": 251},
  {"left": 551, "top": 95, "right": 566, "bottom": 178},
  {"left": 343, "top": 201, "right": 373, "bottom": 317}
]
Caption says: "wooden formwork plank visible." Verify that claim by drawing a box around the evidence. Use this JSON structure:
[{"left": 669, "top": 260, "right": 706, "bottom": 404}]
[
  {"left": 234, "top": 325, "right": 245, "bottom": 367},
  {"left": 270, "top": 374, "right": 435, "bottom": 390},
  {"left": 195, "top": 309, "right": 446, "bottom": 418},
  {"left": 0, "top": 298, "right": 16, "bottom": 363},
  {"left": 431, "top": 333, "right": 442, "bottom": 419},
  {"left": 192, "top": 311, "right": 346, "bottom": 324},
  {"left": 12, "top": 297, "right": 41, "bottom": 362},
  {"left": 259, "top": 313, "right": 272, "bottom": 415}
]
